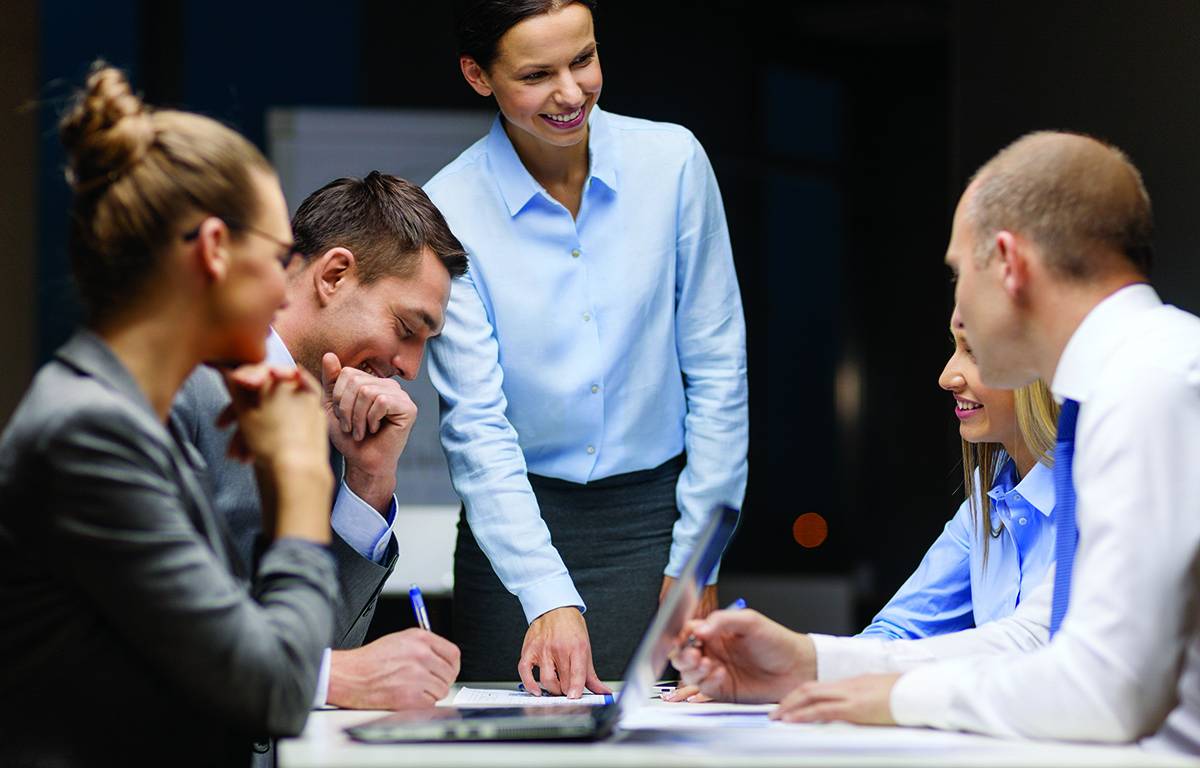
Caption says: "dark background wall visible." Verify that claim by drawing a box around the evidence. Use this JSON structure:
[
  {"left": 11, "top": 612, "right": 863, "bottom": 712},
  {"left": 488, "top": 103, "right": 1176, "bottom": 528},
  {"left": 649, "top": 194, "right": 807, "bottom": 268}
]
[
  {"left": 3, "top": 0, "right": 1199, "bottom": 630},
  {"left": 0, "top": 0, "right": 37, "bottom": 425}
]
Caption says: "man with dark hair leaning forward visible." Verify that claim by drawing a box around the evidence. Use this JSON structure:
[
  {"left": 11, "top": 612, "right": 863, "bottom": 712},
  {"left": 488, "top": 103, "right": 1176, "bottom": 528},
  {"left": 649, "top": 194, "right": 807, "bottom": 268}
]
[{"left": 174, "top": 171, "right": 469, "bottom": 711}]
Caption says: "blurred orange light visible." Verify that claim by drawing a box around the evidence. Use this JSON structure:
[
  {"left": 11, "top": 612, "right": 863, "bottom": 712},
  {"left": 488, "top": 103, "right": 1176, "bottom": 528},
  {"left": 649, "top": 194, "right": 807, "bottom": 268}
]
[{"left": 793, "top": 513, "right": 828, "bottom": 548}]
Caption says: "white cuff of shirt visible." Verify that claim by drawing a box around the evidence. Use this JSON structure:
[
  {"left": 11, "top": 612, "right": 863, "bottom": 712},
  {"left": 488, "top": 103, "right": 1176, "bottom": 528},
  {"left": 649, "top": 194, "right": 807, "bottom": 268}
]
[
  {"left": 811, "top": 633, "right": 892, "bottom": 681},
  {"left": 890, "top": 663, "right": 955, "bottom": 728},
  {"left": 311, "top": 647, "right": 332, "bottom": 708},
  {"left": 518, "top": 575, "right": 586, "bottom": 625},
  {"left": 811, "top": 633, "right": 941, "bottom": 681},
  {"left": 331, "top": 481, "right": 397, "bottom": 564}
]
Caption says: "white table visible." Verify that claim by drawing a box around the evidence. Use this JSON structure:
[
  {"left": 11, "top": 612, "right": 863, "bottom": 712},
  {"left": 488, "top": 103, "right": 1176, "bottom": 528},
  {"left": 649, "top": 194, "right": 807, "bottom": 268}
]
[{"left": 278, "top": 684, "right": 1198, "bottom": 768}]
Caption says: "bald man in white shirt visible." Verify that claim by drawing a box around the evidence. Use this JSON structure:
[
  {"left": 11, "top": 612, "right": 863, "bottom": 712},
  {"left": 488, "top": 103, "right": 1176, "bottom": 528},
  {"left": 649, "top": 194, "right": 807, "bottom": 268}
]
[{"left": 672, "top": 131, "right": 1200, "bottom": 754}]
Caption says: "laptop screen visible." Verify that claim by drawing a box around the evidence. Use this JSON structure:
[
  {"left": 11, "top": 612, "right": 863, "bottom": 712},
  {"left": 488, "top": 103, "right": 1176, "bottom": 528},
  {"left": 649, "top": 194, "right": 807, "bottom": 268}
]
[{"left": 612, "top": 505, "right": 739, "bottom": 718}]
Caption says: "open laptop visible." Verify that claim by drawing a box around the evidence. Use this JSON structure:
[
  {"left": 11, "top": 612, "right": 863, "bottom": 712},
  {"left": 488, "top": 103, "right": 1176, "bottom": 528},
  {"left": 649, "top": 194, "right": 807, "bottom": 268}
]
[{"left": 346, "top": 504, "right": 740, "bottom": 743}]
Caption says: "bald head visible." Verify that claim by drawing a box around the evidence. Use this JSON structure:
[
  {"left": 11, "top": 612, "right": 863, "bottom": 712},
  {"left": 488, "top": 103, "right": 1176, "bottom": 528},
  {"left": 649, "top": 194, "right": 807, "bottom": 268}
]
[{"left": 965, "top": 131, "right": 1153, "bottom": 279}]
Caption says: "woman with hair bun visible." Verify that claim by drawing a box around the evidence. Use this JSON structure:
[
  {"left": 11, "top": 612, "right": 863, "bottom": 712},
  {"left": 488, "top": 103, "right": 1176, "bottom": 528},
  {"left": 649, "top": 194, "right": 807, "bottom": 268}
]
[{"left": 0, "top": 63, "right": 336, "bottom": 765}]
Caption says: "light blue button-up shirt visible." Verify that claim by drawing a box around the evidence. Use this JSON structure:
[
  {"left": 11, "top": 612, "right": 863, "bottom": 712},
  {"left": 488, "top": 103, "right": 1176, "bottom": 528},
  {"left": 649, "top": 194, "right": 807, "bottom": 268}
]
[
  {"left": 859, "top": 457, "right": 1056, "bottom": 640},
  {"left": 425, "top": 107, "right": 749, "bottom": 623}
]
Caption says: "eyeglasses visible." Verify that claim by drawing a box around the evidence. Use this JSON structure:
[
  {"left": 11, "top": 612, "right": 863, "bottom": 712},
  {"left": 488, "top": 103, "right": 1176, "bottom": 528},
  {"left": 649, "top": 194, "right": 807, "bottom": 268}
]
[{"left": 182, "top": 217, "right": 307, "bottom": 269}]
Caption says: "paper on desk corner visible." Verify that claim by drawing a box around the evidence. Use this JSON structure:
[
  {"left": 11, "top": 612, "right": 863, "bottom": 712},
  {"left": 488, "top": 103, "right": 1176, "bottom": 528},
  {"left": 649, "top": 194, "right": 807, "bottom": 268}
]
[
  {"left": 618, "top": 703, "right": 776, "bottom": 731},
  {"left": 451, "top": 686, "right": 613, "bottom": 707}
]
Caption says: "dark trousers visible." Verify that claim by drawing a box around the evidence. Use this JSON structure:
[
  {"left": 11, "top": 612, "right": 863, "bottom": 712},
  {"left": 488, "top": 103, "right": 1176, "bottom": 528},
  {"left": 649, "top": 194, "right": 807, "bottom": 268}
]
[{"left": 452, "top": 455, "right": 683, "bottom": 680}]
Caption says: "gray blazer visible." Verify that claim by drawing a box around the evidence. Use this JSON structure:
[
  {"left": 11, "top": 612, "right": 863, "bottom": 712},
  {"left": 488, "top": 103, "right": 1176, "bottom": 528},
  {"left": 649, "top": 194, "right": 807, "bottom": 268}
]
[
  {"left": 0, "top": 332, "right": 337, "bottom": 766},
  {"left": 172, "top": 364, "right": 397, "bottom": 650}
]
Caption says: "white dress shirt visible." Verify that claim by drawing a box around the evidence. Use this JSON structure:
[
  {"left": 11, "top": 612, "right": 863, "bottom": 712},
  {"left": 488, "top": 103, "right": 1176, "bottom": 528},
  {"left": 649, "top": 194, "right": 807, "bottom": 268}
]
[{"left": 885, "top": 284, "right": 1200, "bottom": 751}]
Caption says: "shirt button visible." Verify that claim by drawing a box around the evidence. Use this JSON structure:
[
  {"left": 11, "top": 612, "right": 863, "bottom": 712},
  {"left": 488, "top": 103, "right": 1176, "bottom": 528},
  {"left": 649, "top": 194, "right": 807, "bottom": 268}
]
[
  {"left": 591, "top": 385, "right": 600, "bottom": 394},
  {"left": 582, "top": 312, "right": 591, "bottom": 322},
  {"left": 586, "top": 445, "right": 596, "bottom": 455},
  {"left": 571, "top": 249, "right": 581, "bottom": 258},
  {"left": 1018, "top": 517, "right": 1028, "bottom": 525}
]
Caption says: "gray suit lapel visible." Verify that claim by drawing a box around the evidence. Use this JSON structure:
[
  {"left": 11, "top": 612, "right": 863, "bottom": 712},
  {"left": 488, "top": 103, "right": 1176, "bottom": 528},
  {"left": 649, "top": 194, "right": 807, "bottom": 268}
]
[{"left": 55, "top": 331, "right": 241, "bottom": 576}]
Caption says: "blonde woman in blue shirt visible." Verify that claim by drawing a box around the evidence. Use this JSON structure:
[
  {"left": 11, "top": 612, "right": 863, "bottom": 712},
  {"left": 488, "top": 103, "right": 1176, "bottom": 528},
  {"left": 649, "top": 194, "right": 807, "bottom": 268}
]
[
  {"left": 857, "top": 308, "right": 1058, "bottom": 640},
  {"left": 425, "top": 0, "right": 747, "bottom": 696},
  {"left": 667, "top": 307, "right": 1058, "bottom": 701}
]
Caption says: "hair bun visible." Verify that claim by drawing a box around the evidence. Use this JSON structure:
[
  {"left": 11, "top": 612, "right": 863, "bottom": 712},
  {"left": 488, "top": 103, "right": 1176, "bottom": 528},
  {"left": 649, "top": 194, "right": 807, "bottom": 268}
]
[{"left": 60, "top": 61, "right": 156, "bottom": 193}]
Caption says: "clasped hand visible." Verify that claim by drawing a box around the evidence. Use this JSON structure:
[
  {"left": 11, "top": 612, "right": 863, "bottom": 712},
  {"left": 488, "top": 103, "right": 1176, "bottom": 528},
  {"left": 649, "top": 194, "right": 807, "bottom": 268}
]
[{"left": 218, "top": 363, "right": 332, "bottom": 542}]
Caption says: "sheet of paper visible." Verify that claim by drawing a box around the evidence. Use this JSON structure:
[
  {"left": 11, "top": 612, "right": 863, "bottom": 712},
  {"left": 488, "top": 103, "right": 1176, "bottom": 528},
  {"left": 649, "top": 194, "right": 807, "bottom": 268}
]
[
  {"left": 619, "top": 702, "right": 776, "bottom": 731},
  {"left": 619, "top": 708, "right": 1014, "bottom": 755},
  {"left": 451, "top": 686, "right": 614, "bottom": 707}
]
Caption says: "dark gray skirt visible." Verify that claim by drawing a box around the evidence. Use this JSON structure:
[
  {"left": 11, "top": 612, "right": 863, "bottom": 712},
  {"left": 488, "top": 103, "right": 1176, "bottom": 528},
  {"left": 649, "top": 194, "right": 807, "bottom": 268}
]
[{"left": 452, "top": 454, "right": 683, "bottom": 680}]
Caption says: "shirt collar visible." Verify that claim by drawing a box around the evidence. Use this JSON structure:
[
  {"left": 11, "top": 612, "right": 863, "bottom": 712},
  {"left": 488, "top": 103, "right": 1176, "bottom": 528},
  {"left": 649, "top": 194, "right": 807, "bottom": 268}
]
[
  {"left": 485, "top": 105, "right": 619, "bottom": 218},
  {"left": 1052, "top": 283, "right": 1161, "bottom": 404},
  {"left": 986, "top": 457, "right": 1055, "bottom": 517},
  {"left": 585, "top": 106, "right": 619, "bottom": 194},
  {"left": 265, "top": 327, "right": 296, "bottom": 368}
]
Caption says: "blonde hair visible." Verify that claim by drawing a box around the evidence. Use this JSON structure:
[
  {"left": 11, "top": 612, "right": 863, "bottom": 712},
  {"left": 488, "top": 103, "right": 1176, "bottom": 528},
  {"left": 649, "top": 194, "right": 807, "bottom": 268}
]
[
  {"left": 59, "top": 61, "right": 272, "bottom": 324},
  {"left": 960, "top": 378, "right": 1059, "bottom": 566}
]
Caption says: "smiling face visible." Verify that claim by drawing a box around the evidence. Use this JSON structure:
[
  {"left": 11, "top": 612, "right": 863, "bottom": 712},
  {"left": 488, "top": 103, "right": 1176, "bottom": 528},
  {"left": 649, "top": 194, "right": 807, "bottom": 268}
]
[
  {"left": 464, "top": 2, "right": 602, "bottom": 152},
  {"left": 938, "top": 308, "right": 1017, "bottom": 446},
  {"left": 291, "top": 246, "right": 451, "bottom": 383}
]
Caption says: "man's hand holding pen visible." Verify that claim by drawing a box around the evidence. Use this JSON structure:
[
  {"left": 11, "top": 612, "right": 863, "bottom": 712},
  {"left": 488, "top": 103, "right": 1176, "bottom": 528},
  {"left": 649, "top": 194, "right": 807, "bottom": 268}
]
[{"left": 668, "top": 607, "right": 816, "bottom": 705}]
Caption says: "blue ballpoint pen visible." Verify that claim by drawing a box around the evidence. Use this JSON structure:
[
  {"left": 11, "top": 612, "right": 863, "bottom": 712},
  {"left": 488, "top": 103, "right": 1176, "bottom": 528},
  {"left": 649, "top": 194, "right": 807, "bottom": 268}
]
[{"left": 409, "top": 584, "right": 431, "bottom": 631}]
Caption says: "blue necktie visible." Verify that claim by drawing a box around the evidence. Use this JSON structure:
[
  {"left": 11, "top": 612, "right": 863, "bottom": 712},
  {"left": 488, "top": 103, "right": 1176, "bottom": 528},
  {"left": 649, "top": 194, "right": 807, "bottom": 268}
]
[{"left": 1049, "top": 398, "right": 1081, "bottom": 637}]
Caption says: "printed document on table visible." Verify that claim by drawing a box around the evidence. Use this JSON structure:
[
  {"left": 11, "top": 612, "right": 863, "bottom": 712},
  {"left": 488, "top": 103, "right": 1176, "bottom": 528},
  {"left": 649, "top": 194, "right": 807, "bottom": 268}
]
[{"left": 451, "top": 687, "right": 614, "bottom": 707}]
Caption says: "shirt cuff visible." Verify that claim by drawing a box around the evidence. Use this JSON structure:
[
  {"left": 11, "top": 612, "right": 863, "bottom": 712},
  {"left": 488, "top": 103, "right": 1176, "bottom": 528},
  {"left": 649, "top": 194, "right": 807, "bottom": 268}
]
[
  {"left": 311, "top": 647, "right": 332, "bottom": 708},
  {"left": 517, "top": 574, "right": 586, "bottom": 625},
  {"left": 665, "top": 541, "right": 721, "bottom": 586},
  {"left": 890, "top": 662, "right": 956, "bottom": 728},
  {"left": 812, "top": 632, "right": 946, "bottom": 682},
  {"left": 331, "top": 481, "right": 397, "bottom": 564},
  {"left": 811, "top": 633, "right": 892, "bottom": 681}
]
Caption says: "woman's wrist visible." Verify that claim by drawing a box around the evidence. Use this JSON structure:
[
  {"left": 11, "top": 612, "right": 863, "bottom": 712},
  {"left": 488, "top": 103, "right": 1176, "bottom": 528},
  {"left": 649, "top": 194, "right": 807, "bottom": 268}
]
[
  {"left": 261, "top": 454, "right": 334, "bottom": 544},
  {"left": 262, "top": 452, "right": 332, "bottom": 489}
]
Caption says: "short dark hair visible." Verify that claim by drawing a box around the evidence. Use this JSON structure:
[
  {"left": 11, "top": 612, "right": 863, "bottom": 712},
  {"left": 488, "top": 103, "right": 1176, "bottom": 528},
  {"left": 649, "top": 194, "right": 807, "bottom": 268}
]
[
  {"left": 454, "top": 0, "right": 597, "bottom": 71},
  {"left": 291, "top": 171, "right": 468, "bottom": 283}
]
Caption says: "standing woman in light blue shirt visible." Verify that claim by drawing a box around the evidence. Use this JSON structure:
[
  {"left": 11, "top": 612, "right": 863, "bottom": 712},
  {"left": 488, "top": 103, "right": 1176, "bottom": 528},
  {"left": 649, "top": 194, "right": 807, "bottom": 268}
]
[
  {"left": 859, "top": 308, "right": 1059, "bottom": 639},
  {"left": 425, "top": 0, "right": 747, "bottom": 693}
]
